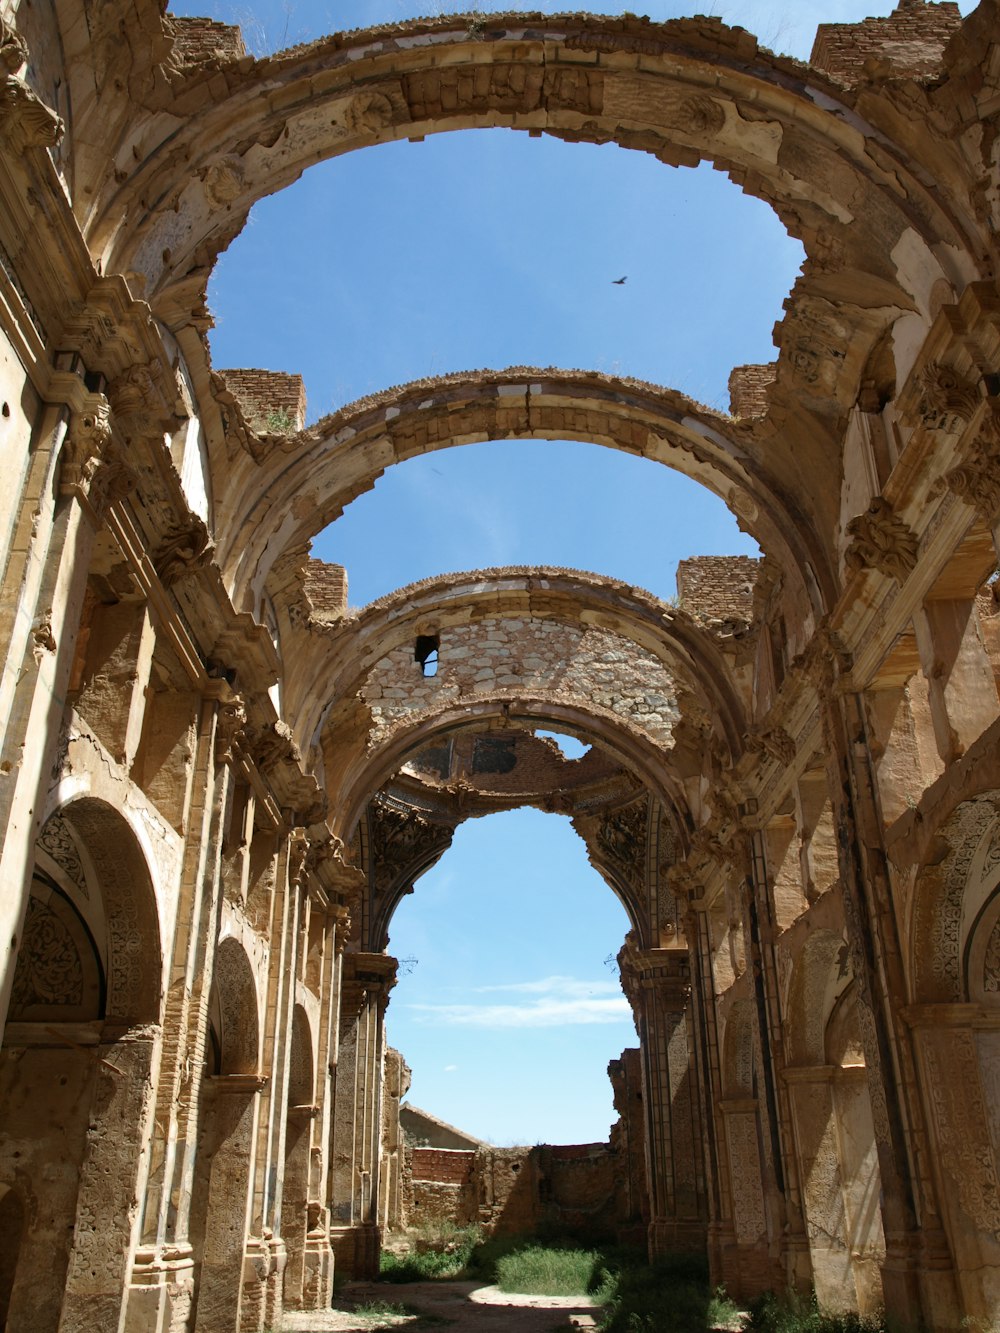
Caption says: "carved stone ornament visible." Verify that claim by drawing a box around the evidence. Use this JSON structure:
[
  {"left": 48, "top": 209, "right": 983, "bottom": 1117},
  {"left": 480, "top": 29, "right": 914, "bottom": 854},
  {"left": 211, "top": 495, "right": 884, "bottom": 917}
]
[
  {"left": 596, "top": 799, "right": 649, "bottom": 893},
  {"left": 844, "top": 496, "right": 918, "bottom": 585},
  {"left": 155, "top": 516, "right": 215, "bottom": 587},
  {"left": 918, "top": 361, "right": 982, "bottom": 436},
  {"left": 944, "top": 412, "right": 1000, "bottom": 520},
  {"left": 202, "top": 155, "right": 246, "bottom": 210},
  {"left": 288, "top": 829, "right": 310, "bottom": 890},
  {"left": 345, "top": 90, "right": 395, "bottom": 134},
  {"left": 668, "top": 93, "right": 726, "bottom": 136},
  {"left": 0, "top": 73, "right": 63, "bottom": 152},
  {"left": 214, "top": 696, "right": 247, "bottom": 766},
  {"left": 251, "top": 720, "right": 301, "bottom": 772},
  {"left": 107, "top": 360, "right": 162, "bottom": 420},
  {"left": 0, "top": 19, "right": 28, "bottom": 74},
  {"left": 746, "top": 724, "right": 796, "bottom": 767},
  {"left": 59, "top": 401, "right": 132, "bottom": 518},
  {"left": 369, "top": 796, "right": 453, "bottom": 893}
]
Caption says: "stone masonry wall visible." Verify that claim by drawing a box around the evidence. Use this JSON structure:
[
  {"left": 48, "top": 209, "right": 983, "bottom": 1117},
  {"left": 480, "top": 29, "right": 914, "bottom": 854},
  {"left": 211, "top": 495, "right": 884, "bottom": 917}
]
[
  {"left": 362, "top": 618, "right": 679, "bottom": 747},
  {"left": 810, "top": 0, "right": 962, "bottom": 84},
  {"left": 218, "top": 369, "right": 307, "bottom": 431}
]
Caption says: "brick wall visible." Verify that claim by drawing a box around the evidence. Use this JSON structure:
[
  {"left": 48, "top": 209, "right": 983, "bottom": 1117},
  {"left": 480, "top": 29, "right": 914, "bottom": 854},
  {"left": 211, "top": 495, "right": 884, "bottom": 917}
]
[
  {"left": 169, "top": 16, "right": 247, "bottom": 65},
  {"left": 676, "top": 556, "right": 759, "bottom": 627},
  {"left": 410, "top": 1148, "right": 475, "bottom": 1185},
  {"left": 304, "top": 559, "right": 348, "bottom": 620},
  {"left": 728, "top": 363, "right": 776, "bottom": 419},
  {"left": 218, "top": 369, "right": 306, "bottom": 432},
  {"left": 810, "top": 0, "right": 962, "bottom": 84}
]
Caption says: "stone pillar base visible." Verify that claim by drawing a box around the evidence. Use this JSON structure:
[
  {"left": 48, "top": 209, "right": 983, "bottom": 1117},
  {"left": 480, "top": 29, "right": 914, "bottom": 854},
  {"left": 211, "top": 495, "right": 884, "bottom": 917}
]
[
  {"left": 299, "top": 1230, "right": 334, "bottom": 1311},
  {"left": 124, "top": 1245, "right": 195, "bottom": 1333},
  {"left": 330, "top": 1223, "right": 381, "bottom": 1281}
]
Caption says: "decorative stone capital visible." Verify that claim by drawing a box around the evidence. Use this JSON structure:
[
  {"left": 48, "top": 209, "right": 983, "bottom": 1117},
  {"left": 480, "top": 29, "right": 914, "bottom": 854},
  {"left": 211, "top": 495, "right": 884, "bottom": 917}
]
[
  {"left": 944, "top": 412, "right": 1000, "bottom": 521},
  {"left": 746, "top": 724, "right": 796, "bottom": 767},
  {"left": 917, "top": 361, "right": 982, "bottom": 436},
  {"left": 0, "top": 73, "right": 63, "bottom": 152},
  {"left": 251, "top": 719, "right": 301, "bottom": 772},
  {"left": 59, "top": 399, "right": 132, "bottom": 519},
  {"left": 155, "top": 516, "right": 215, "bottom": 587},
  {"left": 0, "top": 19, "right": 28, "bottom": 75},
  {"left": 844, "top": 496, "right": 918, "bottom": 585}
]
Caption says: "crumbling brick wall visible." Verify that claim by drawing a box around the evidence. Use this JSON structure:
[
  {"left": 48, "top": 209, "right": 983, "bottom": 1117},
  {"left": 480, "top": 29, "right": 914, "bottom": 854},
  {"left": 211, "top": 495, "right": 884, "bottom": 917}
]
[
  {"left": 218, "top": 369, "right": 306, "bottom": 432},
  {"left": 728, "top": 364, "right": 777, "bottom": 420},
  {"left": 168, "top": 16, "right": 247, "bottom": 64},
  {"left": 676, "top": 556, "right": 759, "bottom": 627},
  {"left": 810, "top": 0, "right": 962, "bottom": 84},
  {"left": 304, "top": 559, "right": 348, "bottom": 621}
]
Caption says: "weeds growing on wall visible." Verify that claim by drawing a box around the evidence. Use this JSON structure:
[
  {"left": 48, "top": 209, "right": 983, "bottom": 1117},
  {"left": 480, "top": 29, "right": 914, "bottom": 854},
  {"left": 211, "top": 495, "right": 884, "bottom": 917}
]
[{"left": 742, "top": 1290, "right": 888, "bottom": 1333}]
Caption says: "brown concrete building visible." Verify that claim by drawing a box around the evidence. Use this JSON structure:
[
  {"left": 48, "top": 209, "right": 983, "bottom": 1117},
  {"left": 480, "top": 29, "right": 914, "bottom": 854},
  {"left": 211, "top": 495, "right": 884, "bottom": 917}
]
[{"left": 1, "top": 1, "right": 1000, "bottom": 1329}]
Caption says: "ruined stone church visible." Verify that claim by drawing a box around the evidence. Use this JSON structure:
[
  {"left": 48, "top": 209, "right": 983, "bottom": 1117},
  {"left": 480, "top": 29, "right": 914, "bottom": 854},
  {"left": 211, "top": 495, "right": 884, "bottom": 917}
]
[{"left": 1, "top": 0, "right": 1000, "bottom": 1329}]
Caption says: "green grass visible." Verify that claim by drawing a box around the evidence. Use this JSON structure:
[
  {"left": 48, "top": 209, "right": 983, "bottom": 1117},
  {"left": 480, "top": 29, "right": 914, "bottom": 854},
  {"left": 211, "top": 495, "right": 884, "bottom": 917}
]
[
  {"left": 495, "top": 1244, "right": 606, "bottom": 1296},
  {"left": 352, "top": 1298, "right": 452, "bottom": 1328},
  {"left": 379, "top": 1224, "right": 482, "bottom": 1283}
]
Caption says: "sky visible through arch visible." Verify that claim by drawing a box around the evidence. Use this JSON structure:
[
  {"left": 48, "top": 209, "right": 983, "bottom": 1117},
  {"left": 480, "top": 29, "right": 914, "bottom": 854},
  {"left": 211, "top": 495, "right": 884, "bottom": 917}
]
[{"left": 169, "top": 0, "right": 974, "bottom": 1143}]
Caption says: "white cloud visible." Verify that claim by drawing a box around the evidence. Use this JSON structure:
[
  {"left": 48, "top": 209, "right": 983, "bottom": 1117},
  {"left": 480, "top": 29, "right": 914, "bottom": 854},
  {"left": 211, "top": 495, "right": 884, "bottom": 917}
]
[
  {"left": 443, "top": 1064, "right": 458, "bottom": 1072},
  {"left": 407, "top": 975, "right": 631, "bottom": 1028}
]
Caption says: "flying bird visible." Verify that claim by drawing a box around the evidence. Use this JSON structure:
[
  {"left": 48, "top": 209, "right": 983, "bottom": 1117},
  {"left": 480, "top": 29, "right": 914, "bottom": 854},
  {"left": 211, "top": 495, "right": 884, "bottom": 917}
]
[{"left": 612, "top": 276, "right": 627, "bottom": 285}]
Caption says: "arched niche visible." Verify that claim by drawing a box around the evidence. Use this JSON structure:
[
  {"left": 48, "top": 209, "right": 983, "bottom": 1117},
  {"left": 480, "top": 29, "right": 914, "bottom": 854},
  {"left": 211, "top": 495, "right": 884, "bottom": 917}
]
[
  {"left": 212, "top": 937, "right": 261, "bottom": 1076},
  {"left": 287, "top": 1005, "right": 315, "bottom": 1110},
  {"left": 785, "top": 927, "right": 852, "bottom": 1068},
  {"left": 12, "top": 799, "right": 162, "bottom": 1027},
  {"left": 910, "top": 789, "right": 1000, "bottom": 1004}
]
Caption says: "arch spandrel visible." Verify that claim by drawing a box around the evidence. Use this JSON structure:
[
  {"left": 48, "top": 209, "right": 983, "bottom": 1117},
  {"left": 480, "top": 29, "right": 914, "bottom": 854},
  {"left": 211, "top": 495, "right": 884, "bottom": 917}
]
[
  {"left": 215, "top": 369, "right": 828, "bottom": 612},
  {"left": 284, "top": 567, "right": 749, "bottom": 764}
]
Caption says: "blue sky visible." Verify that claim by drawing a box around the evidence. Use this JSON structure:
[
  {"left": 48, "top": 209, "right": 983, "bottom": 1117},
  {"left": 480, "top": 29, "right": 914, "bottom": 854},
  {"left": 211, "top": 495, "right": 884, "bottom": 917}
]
[{"left": 168, "top": 0, "right": 975, "bottom": 1142}]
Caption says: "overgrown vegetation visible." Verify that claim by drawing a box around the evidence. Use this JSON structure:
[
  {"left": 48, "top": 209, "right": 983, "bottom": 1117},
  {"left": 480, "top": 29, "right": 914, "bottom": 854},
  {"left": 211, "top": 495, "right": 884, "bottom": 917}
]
[
  {"left": 377, "top": 1227, "right": 894, "bottom": 1333},
  {"left": 743, "top": 1290, "right": 888, "bottom": 1333}
]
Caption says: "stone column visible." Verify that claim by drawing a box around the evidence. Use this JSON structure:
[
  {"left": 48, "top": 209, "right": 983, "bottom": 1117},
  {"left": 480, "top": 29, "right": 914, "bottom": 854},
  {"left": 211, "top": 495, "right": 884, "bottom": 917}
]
[
  {"left": 329, "top": 952, "right": 396, "bottom": 1279},
  {"left": 124, "top": 693, "right": 242, "bottom": 1333},
  {"left": 193, "top": 1075, "right": 266, "bottom": 1333},
  {"left": 905, "top": 1004, "right": 1000, "bottom": 1328},
  {"left": 295, "top": 904, "right": 348, "bottom": 1311},
  {"left": 821, "top": 674, "right": 955, "bottom": 1325},
  {"left": 619, "top": 943, "right": 707, "bottom": 1256},
  {"left": 739, "top": 827, "right": 812, "bottom": 1292},
  {"left": 57, "top": 1025, "right": 160, "bottom": 1333}
]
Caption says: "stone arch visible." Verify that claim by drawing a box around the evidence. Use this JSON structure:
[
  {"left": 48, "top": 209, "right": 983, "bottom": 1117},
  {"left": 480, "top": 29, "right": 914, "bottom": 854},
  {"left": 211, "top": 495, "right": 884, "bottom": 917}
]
[
  {"left": 332, "top": 693, "right": 692, "bottom": 851},
  {"left": 95, "top": 15, "right": 981, "bottom": 371},
  {"left": 219, "top": 371, "right": 822, "bottom": 614},
  {"left": 213, "top": 936, "right": 261, "bottom": 1075},
  {"left": 910, "top": 789, "right": 1000, "bottom": 1004}
]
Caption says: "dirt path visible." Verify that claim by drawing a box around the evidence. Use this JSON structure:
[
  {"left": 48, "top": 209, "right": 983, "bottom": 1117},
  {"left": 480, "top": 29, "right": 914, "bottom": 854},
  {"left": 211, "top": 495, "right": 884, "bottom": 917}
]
[{"left": 280, "top": 1279, "right": 602, "bottom": 1332}]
